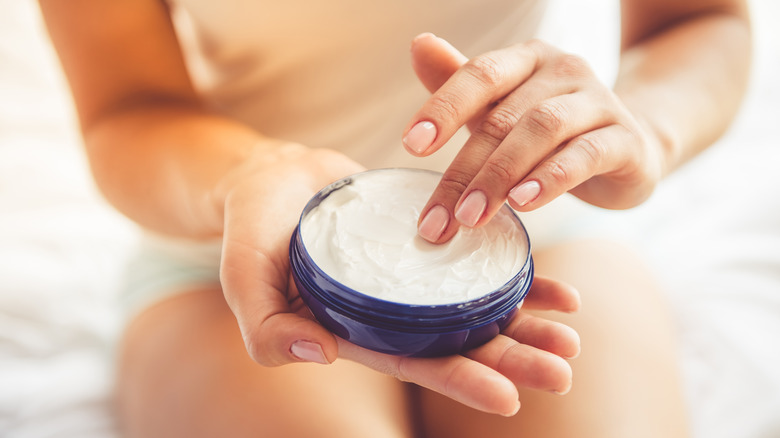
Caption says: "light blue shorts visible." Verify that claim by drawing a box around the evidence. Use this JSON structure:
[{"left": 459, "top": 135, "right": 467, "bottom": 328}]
[{"left": 121, "top": 233, "right": 223, "bottom": 322}]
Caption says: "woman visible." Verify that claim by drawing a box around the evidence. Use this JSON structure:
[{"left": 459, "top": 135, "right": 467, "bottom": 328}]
[{"left": 39, "top": 0, "right": 750, "bottom": 436}]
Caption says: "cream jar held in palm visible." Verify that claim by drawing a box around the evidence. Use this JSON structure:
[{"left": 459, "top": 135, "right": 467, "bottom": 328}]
[{"left": 289, "top": 168, "right": 533, "bottom": 357}]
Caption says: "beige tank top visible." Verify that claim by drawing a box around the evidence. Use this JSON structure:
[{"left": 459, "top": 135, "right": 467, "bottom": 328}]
[{"left": 167, "top": 0, "right": 548, "bottom": 171}]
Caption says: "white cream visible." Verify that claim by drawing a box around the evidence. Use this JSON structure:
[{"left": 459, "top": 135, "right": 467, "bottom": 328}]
[{"left": 300, "top": 169, "right": 528, "bottom": 305}]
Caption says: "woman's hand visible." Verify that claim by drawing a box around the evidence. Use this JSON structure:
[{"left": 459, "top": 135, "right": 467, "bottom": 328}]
[
  {"left": 336, "top": 277, "right": 580, "bottom": 416},
  {"left": 216, "top": 144, "right": 581, "bottom": 416},
  {"left": 404, "top": 34, "right": 666, "bottom": 243}
]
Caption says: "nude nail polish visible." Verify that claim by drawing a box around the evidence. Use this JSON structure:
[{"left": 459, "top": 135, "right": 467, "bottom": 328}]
[
  {"left": 403, "top": 121, "right": 437, "bottom": 155},
  {"left": 418, "top": 205, "right": 449, "bottom": 242},
  {"left": 455, "top": 190, "right": 487, "bottom": 227},
  {"left": 291, "top": 340, "right": 329, "bottom": 364},
  {"left": 508, "top": 181, "right": 541, "bottom": 208}
]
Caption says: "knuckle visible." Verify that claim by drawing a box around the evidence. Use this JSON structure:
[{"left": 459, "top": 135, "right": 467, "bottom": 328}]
[
  {"left": 524, "top": 101, "right": 567, "bottom": 137},
  {"left": 463, "top": 53, "right": 506, "bottom": 89},
  {"left": 551, "top": 53, "right": 592, "bottom": 79},
  {"left": 240, "top": 312, "right": 286, "bottom": 367},
  {"left": 478, "top": 106, "right": 518, "bottom": 141},
  {"left": 438, "top": 168, "right": 472, "bottom": 198},
  {"left": 427, "top": 92, "right": 463, "bottom": 122},
  {"left": 484, "top": 154, "right": 518, "bottom": 187},
  {"left": 241, "top": 330, "right": 267, "bottom": 365},
  {"left": 539, "top": 159, "right": 571, "bottom": 186},
  {"left": 571, "top": 133, "right": 606, "bottom": 168},
  {"left": 524, "top": 38, "right": 550, "bottom": 54},
  {"left": 523, "top": 38, "right": 557, "bottom": 64}
]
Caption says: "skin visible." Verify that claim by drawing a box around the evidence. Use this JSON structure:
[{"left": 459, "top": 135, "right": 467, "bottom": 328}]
[
  {"left": 38, "top": 0, "right": 750, "bottom": 435},
  {"left": 115, "top": 239, "right": 685, "bottom": 438},
  {"left": 405, "top": 1, "right": 751, "bottom": 243},
  {"left": 38, "top": 0, "right": 581, "bottom": 417}
]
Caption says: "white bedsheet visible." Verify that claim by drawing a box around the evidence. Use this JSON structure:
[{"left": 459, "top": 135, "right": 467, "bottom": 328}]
[
  {"left": 1, "top": 0, "right": 778, "bottom": 437},
  {"left": 0, "top": 2, "right": 138, "bottom": 436}
]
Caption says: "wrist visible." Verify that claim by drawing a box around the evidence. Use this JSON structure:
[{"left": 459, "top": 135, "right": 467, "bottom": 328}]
[
  {"left": 613, "top": 83, "right": 678, "bottom": 180},
  {"left": 631, "top": 111, "right": 678, "bottom": 179},
  {"left": 206, "top": 141, "right": 312, "bottom": 235}
]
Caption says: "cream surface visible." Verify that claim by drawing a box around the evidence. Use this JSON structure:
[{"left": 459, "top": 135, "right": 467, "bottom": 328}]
[{"left": 300, "top": 169, "right": 528, "bottom": 305}]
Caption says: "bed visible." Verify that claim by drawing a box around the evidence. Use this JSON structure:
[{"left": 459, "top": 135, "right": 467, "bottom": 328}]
[{"left": 1, "top": 0, "right": 778, "bottom": 436}]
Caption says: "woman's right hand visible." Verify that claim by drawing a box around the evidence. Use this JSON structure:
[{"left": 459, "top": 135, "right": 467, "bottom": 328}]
[{"left": 216, "top": 144, "right": 582, "bottom": 416}]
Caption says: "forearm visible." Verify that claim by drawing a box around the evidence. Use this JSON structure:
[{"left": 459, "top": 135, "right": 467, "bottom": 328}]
[
  {"left": 614, "top": 9, "right": 751, "bottom": 173},
  {"left": 38, "top": 0, "right": 282, "bottom": 238},
  {"left": 84, "top": 102, "right": 273, "bottom": 237}
]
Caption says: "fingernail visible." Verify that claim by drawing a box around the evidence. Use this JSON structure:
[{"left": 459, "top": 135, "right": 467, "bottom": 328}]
[
  {"left": 501, "top": 400, "right": 521, "bottom": 417},
  {"left": 403, "top": 121, "right": 437, "bottom": 155},
  {"left": 455, "top": 190, "right": 487, "bottom": 227},
  {"left": 508, "top": 180, "right": 541, "bottom": 208},
  {"left": 552, "top": 380, "right": 573, "bottom": 396},
  {"left": 564, "top": 327, "right": 582, "bottom": 359},
  {"left": 411, "top": 32, "right": 436, "bottom": 48},
  {"left": 418, "top": 205, "right": 449, "bottom": 242},
  {"left": 291, "top": 340, "right": 329, "bottom": 364}
]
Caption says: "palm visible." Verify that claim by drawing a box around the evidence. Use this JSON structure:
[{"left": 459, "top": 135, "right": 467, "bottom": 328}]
[{"left": 217, "top": 146, "right": 580, "bottom": 416}]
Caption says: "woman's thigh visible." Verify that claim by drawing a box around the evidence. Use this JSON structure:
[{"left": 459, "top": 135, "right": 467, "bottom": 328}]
[
  {"left": 116, "top": 287, "right": 415, "bottom": 438},
  {"left": 417, "top": 239, "right": 689, "bottom": 438}
]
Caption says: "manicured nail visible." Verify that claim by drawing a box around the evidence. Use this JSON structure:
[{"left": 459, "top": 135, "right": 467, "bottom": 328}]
[
  {"left": 500, "top": 400, "right": 522, "bottom": 417},
  {"left": 291, "top": 340, "right": 329, "bottom": 364},
  {"left": 403, "top": 121, "right": 437, "bottom": 155},
  {"left": 552, "top": 380, "right": 573, "bottom": 396},
  {"left": 455, "top": 190, "right": 487, "bottom": 227},
  {"left": 550, "top": 380, "right": 571, "bottom": 395},
  {"left": 418, "top": 205, "right": 449, "bottom": 242},
  {"left": 508, "top": 180, "right": 541, "bottom": 208},
  {"left": 411, "top": 32, "right": 436, "bottom": 48}
]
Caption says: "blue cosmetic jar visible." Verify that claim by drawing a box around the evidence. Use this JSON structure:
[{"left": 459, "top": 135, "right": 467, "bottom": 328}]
[{"left": 289, "top": 169, "right": 534, "bottom": 357}]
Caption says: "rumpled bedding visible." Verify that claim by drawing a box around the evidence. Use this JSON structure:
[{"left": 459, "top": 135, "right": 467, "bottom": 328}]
[{"left": 1, "top": 0, "right": 778, "bottom": 437}]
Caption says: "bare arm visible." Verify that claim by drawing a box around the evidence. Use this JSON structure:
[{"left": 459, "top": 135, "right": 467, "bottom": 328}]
[
  {"left": 39, "top": 0, "right": 582, "bottom": 415},
  {"left": 39, "top": 0, "right": 271, "bottom": 237},
  {"left": 617, "top": 0, "right": 751, "bottom": 172}
]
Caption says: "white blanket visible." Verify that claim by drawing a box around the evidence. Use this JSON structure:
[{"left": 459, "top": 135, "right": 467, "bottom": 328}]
[{"left": 1, "top": 0, "right": 778, "bottom": 437}]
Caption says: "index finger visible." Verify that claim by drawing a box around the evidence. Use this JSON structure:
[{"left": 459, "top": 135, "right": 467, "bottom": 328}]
[{"left": 402, "top": 42, "right": 538, "bottom": 157}]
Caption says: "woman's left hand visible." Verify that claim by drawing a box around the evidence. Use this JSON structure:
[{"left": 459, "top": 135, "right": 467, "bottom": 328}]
[
  {"left": 216, "top": 144, "right": 581, "bottom": 416},
  {"left": 404, "top": 34, "right": 666, "bottom": 243}
]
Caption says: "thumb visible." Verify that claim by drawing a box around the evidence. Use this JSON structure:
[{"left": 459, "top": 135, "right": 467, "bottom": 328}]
[
  {"left": 411, "top": 33, "right": 468, "bottom": 93},
  {"left": 220, "top": 241, "right": 339, "bottom": 367}
]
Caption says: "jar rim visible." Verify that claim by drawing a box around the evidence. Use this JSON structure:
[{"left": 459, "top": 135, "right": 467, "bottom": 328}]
[
  {"left": 290, "top": 168, "right": 535, "bottom": 333},
  {"left": 290, "top": 228, "right": 533, "bottom": 332},
  {"left": 296, "top": 167, "right": 533, "bottom": 304}
]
